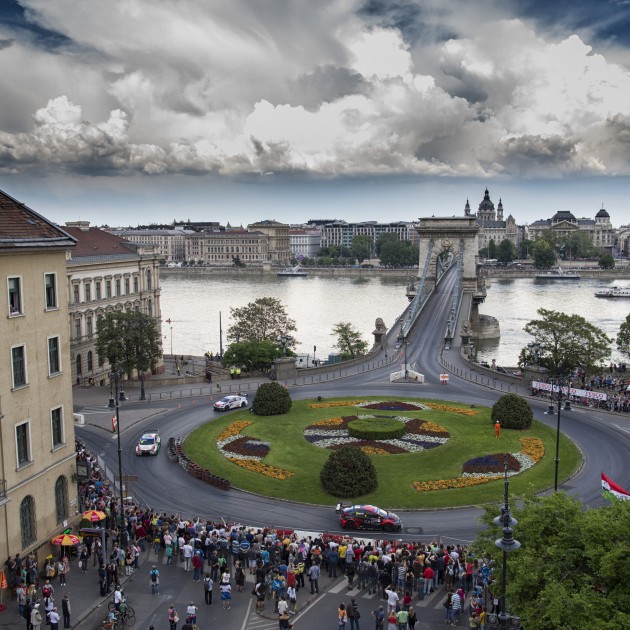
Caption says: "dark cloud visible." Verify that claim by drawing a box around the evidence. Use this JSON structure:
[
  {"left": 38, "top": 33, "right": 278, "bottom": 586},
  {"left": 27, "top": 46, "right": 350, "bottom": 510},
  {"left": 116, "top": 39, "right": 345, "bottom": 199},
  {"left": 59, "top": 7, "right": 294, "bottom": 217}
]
[
  {"left": 493, "top": 135, "right": 578, "bottom": 176},
  {"left": 288, "top": 65, "right": 369, "bottom": 110}
]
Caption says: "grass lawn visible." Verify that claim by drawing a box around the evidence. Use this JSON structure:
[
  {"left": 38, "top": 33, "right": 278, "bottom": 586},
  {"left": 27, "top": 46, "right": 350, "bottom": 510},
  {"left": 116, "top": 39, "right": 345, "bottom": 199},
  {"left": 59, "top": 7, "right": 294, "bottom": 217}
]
[{"left": 183, "top": 397, "right": 582, "bottom": 509}]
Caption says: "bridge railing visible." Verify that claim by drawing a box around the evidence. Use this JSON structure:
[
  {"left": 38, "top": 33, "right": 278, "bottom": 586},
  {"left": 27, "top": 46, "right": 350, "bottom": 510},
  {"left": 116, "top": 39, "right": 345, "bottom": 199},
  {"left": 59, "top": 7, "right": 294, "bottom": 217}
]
[{"left": 439, "top": 354, "right": 519, "bottom": 394}]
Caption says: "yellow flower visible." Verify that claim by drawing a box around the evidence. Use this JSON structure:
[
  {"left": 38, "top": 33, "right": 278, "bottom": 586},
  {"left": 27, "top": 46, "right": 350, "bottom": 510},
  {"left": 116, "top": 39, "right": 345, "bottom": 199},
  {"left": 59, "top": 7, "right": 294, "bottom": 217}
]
[
  {"left": 420, "top": 421, "right": 449, "bottom": 433},
  {"left": 359, "top": 446, "right": 391, "bottom": 456},
  {"left": 412, "top": 476, "right": 496, "bottom": 492},
  {"left": 520, "top": 437, "right": 544, "bottom": 462},
  {"left": 424, "top": 403, "right": 479, "bottom": 416},
  {"left": 227, "top": 457, "right": 294, "bottom": 480},
  {"left": 311, "top": 417, "right": 344, "bottom": 426},
  {"left": 309, "top": 400, "right": 366, "bottom": 409},
  {"left": 217, "top": 421, "right": 252, "bottom": 443}
]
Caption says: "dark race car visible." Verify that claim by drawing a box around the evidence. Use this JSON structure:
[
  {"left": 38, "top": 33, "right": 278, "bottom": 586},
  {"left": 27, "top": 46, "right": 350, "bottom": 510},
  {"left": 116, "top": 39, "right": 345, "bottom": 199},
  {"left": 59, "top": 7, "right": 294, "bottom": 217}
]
[{"left": 336, "top": 503, "right": 403, "bottom": 532}]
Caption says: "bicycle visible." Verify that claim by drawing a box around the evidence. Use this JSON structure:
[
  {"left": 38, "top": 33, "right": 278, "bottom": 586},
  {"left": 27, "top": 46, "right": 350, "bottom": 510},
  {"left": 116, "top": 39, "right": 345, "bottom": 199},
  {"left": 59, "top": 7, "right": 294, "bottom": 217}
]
[
  {"left": 96, "top": 612, "right": 123, "bottom": 630},
  {"left": 107, "top": 602, "right": 136, "bottom": 626}
]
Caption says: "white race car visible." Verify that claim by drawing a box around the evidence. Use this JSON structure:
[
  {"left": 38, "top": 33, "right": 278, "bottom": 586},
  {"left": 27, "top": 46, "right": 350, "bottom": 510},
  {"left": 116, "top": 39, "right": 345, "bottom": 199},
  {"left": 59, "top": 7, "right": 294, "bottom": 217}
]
[
  {"left": 213, "top": 394, "right": 248, "bottom": 411},
  {"left": 135, "top": 431, "right": 161, "bottom": 456}
]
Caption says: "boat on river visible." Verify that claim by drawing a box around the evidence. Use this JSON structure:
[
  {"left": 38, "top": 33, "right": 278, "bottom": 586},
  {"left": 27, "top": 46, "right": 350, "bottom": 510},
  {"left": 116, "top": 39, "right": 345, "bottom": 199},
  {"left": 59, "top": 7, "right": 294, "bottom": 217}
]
[
  {"left": 595, "top": 286, "right": 630, "bottom": 298},
  {"left": 277, "top": 265, "right": 307, "bottom": 277},
  {"left": 535, "top": 267, "right": 580, "bottom": 280}
]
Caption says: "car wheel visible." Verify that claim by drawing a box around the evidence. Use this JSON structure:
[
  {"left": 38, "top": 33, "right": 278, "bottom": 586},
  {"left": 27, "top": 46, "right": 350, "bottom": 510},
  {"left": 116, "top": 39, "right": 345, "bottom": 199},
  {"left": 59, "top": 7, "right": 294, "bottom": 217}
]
[
  {"left": 344, "top": 521, "right": 356, "bottom": 530},
  {"left": 383, "top": 523, "right": 394, "bottom": 532},
  {"left": 241, "top": 401, "right": 246, "bottom": 407}
]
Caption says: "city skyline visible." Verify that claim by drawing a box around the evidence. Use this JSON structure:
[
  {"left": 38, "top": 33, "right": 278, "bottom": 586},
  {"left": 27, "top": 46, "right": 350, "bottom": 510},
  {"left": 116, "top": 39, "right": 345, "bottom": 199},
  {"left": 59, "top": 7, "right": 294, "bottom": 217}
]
[{"left": 1, "top": 1, "right": 630, "bottom": 226}]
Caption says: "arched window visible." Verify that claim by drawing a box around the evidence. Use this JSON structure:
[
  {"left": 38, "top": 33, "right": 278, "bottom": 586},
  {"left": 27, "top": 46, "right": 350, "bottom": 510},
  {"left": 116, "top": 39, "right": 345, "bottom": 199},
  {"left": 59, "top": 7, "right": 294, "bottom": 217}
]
[
  {"left": 54, "top": 476, "right": 68, "bottom": 524},
  {"left": 76, "top": 354, "right": 82, "bottom": 376},
  {"left": 20, "top": 495, "right": 36, "bottom": 548},
  {"left": 146, "top": 269, "right": 152, "bottom": 291},
  {"left": 147, "top": 299, "right": 153, "bottom": 317},
  {"left": 87, "top": 351, "right": 93, "bottom": 372}
]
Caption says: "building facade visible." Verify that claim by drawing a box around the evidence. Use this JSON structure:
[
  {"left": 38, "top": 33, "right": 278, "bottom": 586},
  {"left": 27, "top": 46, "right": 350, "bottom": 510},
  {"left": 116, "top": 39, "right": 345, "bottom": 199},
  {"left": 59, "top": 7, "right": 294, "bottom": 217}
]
[
  {"left": 319, "top": 221, "right": 417, "bottom": 250},
  {"left": 527, "top": 207, "right": 615, "bottom": 251},
  {"left": 184, "top": 230, "right": 269, "bottom": 265},
  {"left": 110, "top": 228, "right": 191, "bottom": 262},
  {"left": 247, "top": 220, "right": 291, "bottom": 263},
  {"left": 0, "top": 190, "right": 78, "bottom": 561},
  {"left": 464, "top": 189, "right": 522, "bottom": 253},
  {"left": 289, "top": 228, "right": 321, "bottom": 258},
  {"left": 64, "top": 221, "right": 163, "bottom": 386}
]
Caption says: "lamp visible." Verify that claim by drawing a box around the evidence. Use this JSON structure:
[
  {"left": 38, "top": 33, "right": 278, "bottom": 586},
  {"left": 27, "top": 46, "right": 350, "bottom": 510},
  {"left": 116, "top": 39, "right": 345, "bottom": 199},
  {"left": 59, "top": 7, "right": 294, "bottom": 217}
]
[{"left": 108, "top": 369, "right": 125, "bottom": 527}]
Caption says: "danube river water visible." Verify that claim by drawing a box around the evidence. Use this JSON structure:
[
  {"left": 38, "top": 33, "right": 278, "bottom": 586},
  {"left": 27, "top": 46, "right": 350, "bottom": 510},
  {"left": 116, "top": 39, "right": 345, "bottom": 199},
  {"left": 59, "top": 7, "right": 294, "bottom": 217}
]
[{"left": 160, "top": 271, "right": 630, "bottom": 366}]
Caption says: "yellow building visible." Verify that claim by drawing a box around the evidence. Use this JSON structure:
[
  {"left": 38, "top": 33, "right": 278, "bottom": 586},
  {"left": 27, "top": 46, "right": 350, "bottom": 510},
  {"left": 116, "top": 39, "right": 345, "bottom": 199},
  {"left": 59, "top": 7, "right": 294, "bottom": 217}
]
[
  {"left": 247, "top": 220, "right": 291, "bottom": 264},
  {"left": 0, "top": 190, "right": 78, "bottom": 561}
]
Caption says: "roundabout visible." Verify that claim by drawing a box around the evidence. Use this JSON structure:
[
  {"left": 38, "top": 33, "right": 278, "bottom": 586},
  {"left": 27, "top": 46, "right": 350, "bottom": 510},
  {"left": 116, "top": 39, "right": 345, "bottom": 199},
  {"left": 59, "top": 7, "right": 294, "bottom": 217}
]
[{"left": 182, "top": 396, "right": 581, "bottom": 509}]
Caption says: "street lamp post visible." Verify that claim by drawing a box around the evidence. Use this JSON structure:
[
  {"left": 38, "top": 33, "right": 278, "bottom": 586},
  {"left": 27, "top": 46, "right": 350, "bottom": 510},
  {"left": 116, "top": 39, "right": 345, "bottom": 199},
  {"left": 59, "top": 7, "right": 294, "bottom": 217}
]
[
  {"left": 108, "top": 370, "right": 125, "bottom": 528},
  {"left": 546, "top": 377, "right": 571, "bottom": 491},
  {"left": 399, "top": 324, "right": 408, "bottom": 379},
  {"left": 493, "top": 458, "right": 521, "bottom": 629}
]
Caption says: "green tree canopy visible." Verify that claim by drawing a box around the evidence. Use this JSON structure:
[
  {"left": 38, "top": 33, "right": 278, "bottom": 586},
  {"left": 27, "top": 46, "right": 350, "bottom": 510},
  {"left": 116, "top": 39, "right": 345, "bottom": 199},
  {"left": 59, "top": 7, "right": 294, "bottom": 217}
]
[
  {"left": 375, "top": 232, "right": 400, "bottom": 256},
  {"left": 520, "top": 308, "right": 610, "bottom": 375},
  {"left": 533, "top": 239, "right": 557, "bottom": 268},
  {"left": 561, "top": 231, "right": 598, "bottom": 259},
  {"left": 473, "top": 492, "right": 630, "bottom": 630},
  {"left": 221, "top": 339, "right": 283, "bottom": 372},
  {"left": 599, "top": 253, "right": 615, "bottom": 269},
  {"left": 497, "top": 239, "right": 517, "bottom": 263},
  {"left": 96, "top": 311, "right": 162, "bottom": 399},
  {"left": 518, "top": 238, "right": 534, "bottom": 259},
  {"left": 332, "top": 322, "right": 369, "bottom": 359},
  {"left": 488, "top": 239, "right": 498, "bottom": 259},
  {"left": 228, "top": 297, "right": 297, "bottom": 344},
  {"left": 615, "top": 314, "right": 630, "bottom": 362},
  {"left": 351, "top": 235, "right": 374, "bottom": 264},
  {"left": 378, "top": 236, "right": 419, "bottom": 267}
]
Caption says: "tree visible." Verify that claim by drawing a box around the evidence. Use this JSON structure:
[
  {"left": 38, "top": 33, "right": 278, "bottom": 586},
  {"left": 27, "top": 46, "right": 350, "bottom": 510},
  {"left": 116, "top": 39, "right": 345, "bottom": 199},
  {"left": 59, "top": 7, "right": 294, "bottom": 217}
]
[
  {"left": 487, "top": 239, "right": 498, "bottom": 259},
  {"left": 96, "top": 311, "right": 162, "bottom": 400},
  {"left": 221, "top": 340, "right": 282, "bottom": 372},
  {"left": 615, "top": 314, "right": 630, "bottom": 363},
  {"left": 497, "top": 239, "right": 517, "bottom": 264},
  {"left": 378, "top": 237, "right": 419, "bottom": 267},
  {"left": 518, "top": 238, "right": 534, "bottom": 259},
  {"left": 472, "top": 493, "right": 630, "bottom": 629},
  {"left": 375, "top": 232, "right": 400, "bottom": 256},
  {"left": 532, "top": 239, "right": 556, "bottom": 268},
  {"left": 491, "top": 394, "right": 533, "bottom": 429},
  {"left": 599, "top": 253, "right": 615, "bottom": 269},
  {"left": 332, "top": 322, "right": 368, "bottom": 359},
  {"left": 351, "top": 235, "right": 374, "bottom": 264},
  {"left": 252, "top": 382, "right": 292, "bottom": 415},
  {"left": 228, "top": 297, "right": 297, "bottom": 344},
  {"left": 520, "top": 308, "right": 610, "bottom": 375},
  {"left": 320, "top": 445, "right": 378, "bottom": 497}
]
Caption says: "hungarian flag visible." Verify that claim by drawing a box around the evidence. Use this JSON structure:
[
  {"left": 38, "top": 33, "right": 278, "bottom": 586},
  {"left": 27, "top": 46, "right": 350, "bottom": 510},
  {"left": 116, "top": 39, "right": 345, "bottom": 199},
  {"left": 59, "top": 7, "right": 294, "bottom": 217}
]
[{"left": 601, "top": 472, "right": 630, "bottom": 502}]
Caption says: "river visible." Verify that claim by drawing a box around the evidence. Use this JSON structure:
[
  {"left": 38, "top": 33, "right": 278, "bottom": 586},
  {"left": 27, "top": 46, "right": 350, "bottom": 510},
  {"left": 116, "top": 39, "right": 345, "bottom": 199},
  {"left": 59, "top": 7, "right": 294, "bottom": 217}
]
[{"left": 159, "top": 271, "right": 630, "bottom": 367}]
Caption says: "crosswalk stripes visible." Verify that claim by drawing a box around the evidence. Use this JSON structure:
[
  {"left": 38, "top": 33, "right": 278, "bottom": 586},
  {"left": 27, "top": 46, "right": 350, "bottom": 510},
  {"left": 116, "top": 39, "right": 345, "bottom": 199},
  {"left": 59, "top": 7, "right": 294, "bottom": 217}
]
[{"left": 78, "top": 405, "right": 112, "bottom": 414}]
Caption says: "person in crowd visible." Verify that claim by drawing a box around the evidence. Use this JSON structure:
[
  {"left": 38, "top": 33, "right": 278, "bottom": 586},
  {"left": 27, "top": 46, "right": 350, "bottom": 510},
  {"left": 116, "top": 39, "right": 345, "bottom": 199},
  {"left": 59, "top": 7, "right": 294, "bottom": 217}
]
[
  {"left": 61, "top": 594, "right": 71, "bottom": 629},
  {"left": 168, "top": 604, "right": 179, "bottom": 630},
  {"left": 203, "top": 572, "right": 213, "bottom": 606},
  {"left": 338, "top": 602, "right": 348, "bottom": 629}
]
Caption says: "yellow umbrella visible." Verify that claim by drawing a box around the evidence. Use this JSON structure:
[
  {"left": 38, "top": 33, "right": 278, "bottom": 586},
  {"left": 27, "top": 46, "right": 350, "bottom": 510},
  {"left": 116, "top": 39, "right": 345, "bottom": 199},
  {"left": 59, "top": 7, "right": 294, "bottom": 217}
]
[
  {"left": 51, "top": 533, "right": 81, "bottom": 546},
  {"left": 82, "top": 509, "right": 106, "bottom": 522}
]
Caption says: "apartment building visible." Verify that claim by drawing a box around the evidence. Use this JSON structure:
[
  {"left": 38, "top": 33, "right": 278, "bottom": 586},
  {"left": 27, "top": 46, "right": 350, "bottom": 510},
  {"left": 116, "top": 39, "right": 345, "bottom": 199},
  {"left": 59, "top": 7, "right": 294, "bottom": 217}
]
[{"left": 0, "top": 189, "right": 78, "bottom": 560}]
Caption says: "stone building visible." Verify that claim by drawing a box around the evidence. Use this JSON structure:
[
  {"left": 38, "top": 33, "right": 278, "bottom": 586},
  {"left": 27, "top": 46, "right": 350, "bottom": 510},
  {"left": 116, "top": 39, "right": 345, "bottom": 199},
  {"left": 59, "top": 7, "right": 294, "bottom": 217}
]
[
  {"left": 527, "top": 207, "right": 615, "bottom": 252},
  {"left": 319, "top": 221, "right": 417, "bottom": 250},
  {"left": 247, "top": 220, "right": 291, "bottom": 263},
  {"left": 64, "top": 221, "right": 163, "bottom": 386},
  {"left": 464, "top": 189, "right": 522, "bottom": 253},
  {"left": 184, "top": 229, "right": 269, "bottom": 265},
  {"left": 289, "top": 228, "right": 321, "bottom": 258},
  {"left": 0, "top": 189, "right": 78, "bottom": 560},
  {"left": 110, "top": 227, "right": 192, "bottom": 262}
]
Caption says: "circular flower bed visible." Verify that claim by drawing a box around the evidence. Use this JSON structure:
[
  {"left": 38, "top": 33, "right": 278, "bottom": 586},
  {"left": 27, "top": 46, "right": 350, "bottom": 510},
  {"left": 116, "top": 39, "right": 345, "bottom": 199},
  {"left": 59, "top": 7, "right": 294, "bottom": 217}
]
[
  {"left": 304, "top": 414, "right": 449, "bottom": 454},
  {"left": 347, "top": 416, "right": 406, "bottom": 440},
  {"left": 356, "top": 400, "right": 430, "bottom": 411}
]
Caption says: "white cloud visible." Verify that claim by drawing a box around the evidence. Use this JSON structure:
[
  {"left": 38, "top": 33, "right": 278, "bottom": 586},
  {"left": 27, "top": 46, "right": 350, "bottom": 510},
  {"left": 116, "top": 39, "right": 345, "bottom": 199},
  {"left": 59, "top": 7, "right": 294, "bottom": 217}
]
[{"left": 1, "top": 1, "right": 630, "bottom": 179}]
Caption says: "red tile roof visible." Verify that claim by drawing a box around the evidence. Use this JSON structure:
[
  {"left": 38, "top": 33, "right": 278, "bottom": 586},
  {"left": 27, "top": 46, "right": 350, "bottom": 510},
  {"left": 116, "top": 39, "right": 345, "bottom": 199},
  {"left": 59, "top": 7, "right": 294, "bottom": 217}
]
[
  {"left": 63, "top": 225, "right": 137, "bottom": 257},
  {"left": 0, "top": 189, "right": 76, "bottom": 249}
]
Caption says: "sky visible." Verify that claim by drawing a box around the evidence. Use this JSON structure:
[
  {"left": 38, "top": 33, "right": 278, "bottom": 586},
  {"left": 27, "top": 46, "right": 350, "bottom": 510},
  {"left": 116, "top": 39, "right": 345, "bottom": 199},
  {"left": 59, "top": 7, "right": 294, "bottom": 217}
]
[{"left": 1, "top": 0, "right": 630, "bottom": 228}]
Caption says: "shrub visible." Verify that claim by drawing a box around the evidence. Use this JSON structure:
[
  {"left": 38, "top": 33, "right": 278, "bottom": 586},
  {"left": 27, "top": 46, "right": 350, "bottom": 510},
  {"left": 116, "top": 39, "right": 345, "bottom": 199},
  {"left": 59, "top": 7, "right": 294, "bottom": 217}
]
[
  {"left": 320, "top": 445, "right": 378, "bottom": 497},
  {"left": 347, "top": 417, "right": 406, "bottom": 441},
  {"left": 491, "top": 393, "right": 533, "bottom": 430},
  {"left": 252, "top": 382, "right": 292, "bottom": 416}
]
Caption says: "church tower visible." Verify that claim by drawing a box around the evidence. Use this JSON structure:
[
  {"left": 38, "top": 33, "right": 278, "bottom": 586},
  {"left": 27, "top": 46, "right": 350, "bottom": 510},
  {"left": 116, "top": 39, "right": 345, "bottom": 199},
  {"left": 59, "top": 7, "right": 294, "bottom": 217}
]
[{"left": 477, "top": 188, "right": 496, "bottom": 223}]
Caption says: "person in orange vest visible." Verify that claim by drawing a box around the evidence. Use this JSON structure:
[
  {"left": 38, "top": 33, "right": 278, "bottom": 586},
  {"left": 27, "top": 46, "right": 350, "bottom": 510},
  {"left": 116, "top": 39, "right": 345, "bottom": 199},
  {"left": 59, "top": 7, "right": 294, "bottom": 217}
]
[{"left": 495, "top": 420, "right": 501, "bottom": 438}]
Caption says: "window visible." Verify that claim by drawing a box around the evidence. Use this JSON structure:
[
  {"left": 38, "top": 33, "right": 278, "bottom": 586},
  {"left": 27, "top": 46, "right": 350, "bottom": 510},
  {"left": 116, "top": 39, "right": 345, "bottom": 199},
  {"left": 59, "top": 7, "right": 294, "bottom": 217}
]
[
  {"left": 73, "top": 284, "right": 80, "bottom": 304},
  {"left": 16, "top": 421, "right": 30, "bottom": 466},
  {"left": 124, "top": 278, "right": 130, "bottom": 294},
  {"left": 106, "top": 280, "right": 112, "bottom": 298},
  {"left": 84, "top": 283, "right": 91, "bottom": 302},
  {"left": 48, "top": 336, "right": 61, "bottom": 375},
  {"left": 133, "top": 277, "right": 138, "bottom": 293},
  {"left": 76, "top": 354, "right": 82, "bottom": 376},
  {"left": 12, "top": 345, "right": 26, "bottom": 388},
  {"left": 87, "top": 350, "right": 93, "bottom": 372},
  {"left": 147, "top": 299, "right": 153, "bottom": 317},
  {"left": 87, "top": 316, "right": 93, "bottom": 337},
  {"left": 95, "top": 281, "right": 102, "bottom": 300},
  {"left": 115, "top": 279, "right": 121, "bottom": 296},
  {"left": 54, "top": 476, "right": 68, "bottom": 524},
  {"left": 44, "top": 273, "right": 57, "bottom": 309},
  {"left": 8, "top": 276, "right": 22, "bottom": 315},
  {"left": 20, "top": 496, "right": 36, "bottom": 548},
  {"left": 74, "top": 318, "right": 81, "bottom": 340},
  {"left": 146, "top": 269, "right": 152, "bottom": 291},
  {"left": 51, "top": 407, "right": 64, "bottom": 448}
]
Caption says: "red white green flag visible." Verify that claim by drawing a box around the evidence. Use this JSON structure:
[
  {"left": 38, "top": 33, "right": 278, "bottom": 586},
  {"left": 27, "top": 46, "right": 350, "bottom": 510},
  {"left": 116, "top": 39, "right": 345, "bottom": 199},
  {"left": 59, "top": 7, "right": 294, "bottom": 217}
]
[{"left": 601, "top": 472, "right": 630, "bottom": 502}]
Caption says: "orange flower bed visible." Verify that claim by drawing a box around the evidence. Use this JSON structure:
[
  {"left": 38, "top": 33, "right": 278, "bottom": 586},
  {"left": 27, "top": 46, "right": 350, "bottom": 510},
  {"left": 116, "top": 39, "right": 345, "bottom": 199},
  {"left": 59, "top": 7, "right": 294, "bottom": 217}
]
[
  {"left": 360, "top": 446, "right": 392, "bottom": 456},
  {"left": 520, "top": 437, "right": 544, "bottom": 462},
  {"left": 424, "top": 403, "right": 479, "bottom": 416},
  {"left": 309, "top": 400, "right": 367, "bottom": 409},
  {"left": 217, "top": 421, "right": 252, "bottom": 443},
  {"left": 311, "top": 417, "right": 345, "bottom": 427},
  {"left": 412, "top": 476, "right": 497, "bottom": 492},
  {"left": 227, "top": 457, "right": 294, "bottom": 480},
  {"left": 420, "top": 421, "right": 449, "bottom": 434}
]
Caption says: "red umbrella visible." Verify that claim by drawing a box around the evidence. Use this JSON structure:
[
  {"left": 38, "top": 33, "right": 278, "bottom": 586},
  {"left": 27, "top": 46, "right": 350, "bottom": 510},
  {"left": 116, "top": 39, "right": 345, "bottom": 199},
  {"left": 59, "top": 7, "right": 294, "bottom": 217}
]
[
  {"left": 51, "top": 533, "right": 81, "bottom": 546},
  {"left": 82, "top": 509, "right": 106, "bottom": 522}
]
